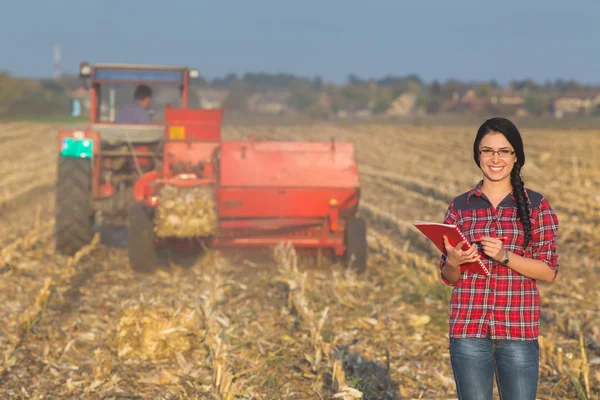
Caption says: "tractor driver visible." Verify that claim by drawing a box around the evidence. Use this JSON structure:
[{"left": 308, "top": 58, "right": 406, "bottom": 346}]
[{"left": 114, "top": 84, "right": 153, "bottom": 124}]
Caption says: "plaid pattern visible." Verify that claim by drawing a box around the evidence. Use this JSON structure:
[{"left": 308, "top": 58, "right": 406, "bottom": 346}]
[{"left": 439, "top": 180, "right": 559, "bottom": 340}]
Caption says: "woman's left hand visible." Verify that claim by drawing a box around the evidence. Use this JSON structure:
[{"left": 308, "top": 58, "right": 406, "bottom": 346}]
[{"left": 478, "top": 236, "right": 506, "bottom": 262}]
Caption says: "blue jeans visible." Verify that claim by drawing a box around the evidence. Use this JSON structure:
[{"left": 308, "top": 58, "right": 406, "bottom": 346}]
[{"left": 449, "top": 336, "right": 539, "bottom": 400}]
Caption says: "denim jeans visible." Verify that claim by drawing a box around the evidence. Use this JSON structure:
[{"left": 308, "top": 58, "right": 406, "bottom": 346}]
[{"left": 449, "top": 336, "right": 539, "bottom": 400}]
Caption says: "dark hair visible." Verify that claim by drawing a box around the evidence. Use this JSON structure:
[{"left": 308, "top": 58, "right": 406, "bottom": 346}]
[
  {"left": 473, "top": 117, "right": 531, "bottom": 247},
  {"left": 134, "top": 84, "right": 152, "bottom": 101}
]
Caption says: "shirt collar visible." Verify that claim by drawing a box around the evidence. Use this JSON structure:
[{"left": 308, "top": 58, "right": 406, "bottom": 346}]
[
  {"left": 466, "top": 179, "right": 531, "bottom": 206},
  {"left": 466, "top": 180, "right": 484, "bottom": 202}
]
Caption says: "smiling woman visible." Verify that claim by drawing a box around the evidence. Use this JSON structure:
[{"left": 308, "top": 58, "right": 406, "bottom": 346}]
[{"left": 438, "top": 117, "right": 560, "bottom": 400}]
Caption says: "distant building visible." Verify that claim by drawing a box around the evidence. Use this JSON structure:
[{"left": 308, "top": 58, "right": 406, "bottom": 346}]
[
  {"left": 550, "top": 93, "right": 600, "bottom": 118},
  {"left": 385, "top": 93, "right": 416, "bottom": 116},
  {"left": 488, "top": 92, "right": 527, "bottom": 116},
  {"left": 197, "top": 89, "right": 229, "bottom": 109},
  {"left": 490, "top": 95, "right": 525, "bottom": 106},
  {"left": 247, "top": 91, "right": 289, "bottom": 114}
]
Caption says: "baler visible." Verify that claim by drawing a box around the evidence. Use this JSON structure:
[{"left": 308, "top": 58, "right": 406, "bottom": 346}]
[{"left": 129, "top": 107, "right": 367, "bottom": 272}]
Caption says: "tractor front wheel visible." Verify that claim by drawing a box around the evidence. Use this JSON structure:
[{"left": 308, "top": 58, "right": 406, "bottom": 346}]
[
  {"left": 55, "top": 156, "right": 94, "bottom": 255},
  {"left": 344, "top": 217, "right": 367, "bottom": 273},
  {"left": 127, "top": 202, "right": 158, "bottom": 273}
]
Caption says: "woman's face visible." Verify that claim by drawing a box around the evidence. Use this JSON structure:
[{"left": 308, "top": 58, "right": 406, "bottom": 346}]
[{"left": 477, "top": 131, "right": 518, "bottom": 183}]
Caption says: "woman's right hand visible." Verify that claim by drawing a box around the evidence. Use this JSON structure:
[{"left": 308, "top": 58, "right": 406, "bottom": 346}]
[{"left": 443, "top": 236, "right": 480, "bottom": 268}]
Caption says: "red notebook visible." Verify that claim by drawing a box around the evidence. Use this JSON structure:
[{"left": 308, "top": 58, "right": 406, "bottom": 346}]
[{"left": 413, "top": 221, "right": 490, "bottom": 277}]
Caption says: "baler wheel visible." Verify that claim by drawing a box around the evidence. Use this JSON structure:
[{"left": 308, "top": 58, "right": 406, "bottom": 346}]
[
  {"left": 55, "top": 157, "right": 94, "bottom": 255},
  {"left": 127, "top": 202, "right": 158, "bottom": 273},
  {"left": 344, "top": 217, "right": 367, "bottom": 273}
]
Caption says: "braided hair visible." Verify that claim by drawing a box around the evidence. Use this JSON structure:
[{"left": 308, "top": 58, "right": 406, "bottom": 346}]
[{"left": 473, "top": 117, "right": 532, "bottom": 247}]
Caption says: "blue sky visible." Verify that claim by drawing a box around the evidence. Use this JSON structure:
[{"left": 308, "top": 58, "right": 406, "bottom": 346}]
[{"left": 2, "top": 0, "right": 599, "bottom": 84}]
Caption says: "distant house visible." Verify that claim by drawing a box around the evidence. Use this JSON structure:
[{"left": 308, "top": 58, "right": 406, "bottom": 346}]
[
  {"left": 488, "top": 93, "right": 526, "bottom": 116},
  {"left": 385, "top": 93, "right": 416, "bottom": 116},
  {"left": 456, "top": 89, "right": 489, "bottom": 114},
  {"left": 551, "top": 92, "right": 600, "bottom": 118},
  {"left": 443, "top": 97, "right": 460, "bottom": 112},
  {"left": 466, "top": 97, "right": 488, "bottom": 115},
  {"left": 247, "top": 91, "right": 289, "bottom": 114},
  {"left": 461, "top": 89, "right": 477, "bottom": 103},
  {"left": 490, "top": 95, "right": 525, "bottom": 106},
  {"left": 197, "top": 89, "right": 229, "bottom": 109},
  {"left": 553, "top": 96, "right": 586, "bottom": 118}
]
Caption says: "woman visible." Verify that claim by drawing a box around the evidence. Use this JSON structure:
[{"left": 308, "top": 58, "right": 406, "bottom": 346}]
[{"left": 439, "top": 117, "right": 559, "bottom": 400}]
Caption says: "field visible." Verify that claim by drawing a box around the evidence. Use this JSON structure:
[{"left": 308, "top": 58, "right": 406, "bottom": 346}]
[{"left": 0, "top": 120, "right": 599, "bottom": 400}]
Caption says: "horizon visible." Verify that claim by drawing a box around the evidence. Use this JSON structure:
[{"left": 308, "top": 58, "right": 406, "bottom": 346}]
[
  {"left": 2, "top": 1, "right": 600, "bottom": 85},
  {"left": 13, "top": 68, "right": 600, "bottom": 89}
]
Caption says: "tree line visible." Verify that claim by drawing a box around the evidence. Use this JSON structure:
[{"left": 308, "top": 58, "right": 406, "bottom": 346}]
[{"left": 1, "top": 69, "right": 599, "bottom": 120}]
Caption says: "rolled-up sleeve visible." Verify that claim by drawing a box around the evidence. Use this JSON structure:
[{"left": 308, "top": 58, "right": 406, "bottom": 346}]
[
  {"left": 439, "top": 200, "right": 459, "bottom": 286},
  {"left": 526, "top": 197, "right": 559, "bottom": 281}
]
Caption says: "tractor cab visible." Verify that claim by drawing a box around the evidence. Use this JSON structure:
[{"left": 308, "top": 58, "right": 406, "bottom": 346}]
[
  {"left": 76, "top": 61, "right": 200, "bottom": 124},
  {"left": 68, "top": 62, "right": 202, "bottom": 145}
]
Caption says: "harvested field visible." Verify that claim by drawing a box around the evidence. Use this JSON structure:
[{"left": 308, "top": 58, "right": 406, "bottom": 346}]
[{"left": 0, "top": 120, "right": 599, "bottom": 399}]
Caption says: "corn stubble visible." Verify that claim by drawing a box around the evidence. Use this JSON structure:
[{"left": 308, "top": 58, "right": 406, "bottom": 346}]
[
  {"left": 0, "top": 122, "right": 599, "bottom": 399},
  {"left": 116, "top": 305, "right": 199, "bottom": 361}
]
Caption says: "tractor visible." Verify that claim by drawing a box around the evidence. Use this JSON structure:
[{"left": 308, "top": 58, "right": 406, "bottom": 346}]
[
  {"left": 55, "top": 62, "right": 367, "bottom": 273},
  {"left": 55, "top": 62, "right": 200, "bottom": 254}
]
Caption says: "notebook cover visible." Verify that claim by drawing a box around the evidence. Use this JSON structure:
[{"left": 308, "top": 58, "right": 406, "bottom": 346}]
[{"left": 413, "top": 221, "right": 490, "bottom": 277}]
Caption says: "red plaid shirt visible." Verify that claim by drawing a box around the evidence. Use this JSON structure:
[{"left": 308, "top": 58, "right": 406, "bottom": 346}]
[{"left": 439, "top": 180, "right": 559, "bottom": 340}]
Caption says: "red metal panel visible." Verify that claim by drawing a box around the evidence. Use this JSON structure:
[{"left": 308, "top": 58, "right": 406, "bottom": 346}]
[
  {"left": 209, "top": 231, "right": 346, "bottom": 255},
  {"left": 160, "top": 234, "right": 346, "bottom": 255},
  {"left": 182, "top": 73, "right": 189, "bottom": 108},
  {"left": 163, "top": 141, "right": 219, "bottom": 175},
  {"left": 219, "top": 218, "right": 324, "bottom": 230},
  {"left": 210, "top": 237, "right": 339, "bottom": 247},
  {"left": 92, "top": 80, "right": 183, "bottom": 85},
  {"left": 165, "top": 108, "right": 223, "bottom": 141},
  {"left": 219, "top": 141, "right": 359, "bottom": 188},
  {"left": 90, "top": 86, "right": 98, "bottom": 123},
  {"left": 216, "top": 188, "right": 358, "bottom": 218}
]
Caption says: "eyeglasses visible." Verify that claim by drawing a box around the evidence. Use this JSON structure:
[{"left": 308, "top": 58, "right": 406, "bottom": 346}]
[{"left": 479, "top": 148, "right": 515, "bottom": 158}]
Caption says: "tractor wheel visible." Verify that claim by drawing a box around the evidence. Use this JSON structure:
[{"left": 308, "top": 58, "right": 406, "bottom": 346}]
[
  {"left": 127, "top": 202, "right": 158, "bottom": 273},
  {"left": 55, "top": 156, "right": 94, "bottom": 255},
  {"left": 344, "top": 217, "right": 367, "bottom": 273}
]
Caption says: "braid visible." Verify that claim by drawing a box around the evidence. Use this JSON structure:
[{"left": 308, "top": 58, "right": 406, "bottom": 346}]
[{"left": 510, "top": 164, "right": 532, "bottom": 247}]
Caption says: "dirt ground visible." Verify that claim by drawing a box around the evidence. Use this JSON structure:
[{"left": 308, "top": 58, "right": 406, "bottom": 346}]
[{"left": 0, "top": 121, "right": 599, "bottom": 399}]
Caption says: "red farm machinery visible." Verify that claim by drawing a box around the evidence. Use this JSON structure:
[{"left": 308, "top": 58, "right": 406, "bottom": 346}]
[{"left": 55, "top": 62, "right": 367, "bottom": 273}]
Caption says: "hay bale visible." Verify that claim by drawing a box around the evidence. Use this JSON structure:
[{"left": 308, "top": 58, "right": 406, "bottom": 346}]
[
  {"left": 155, "top": 185, "right": 219, "bottom": 238},
  {"left": 116, "top": 304, "right": 199, "bottom": 361}
]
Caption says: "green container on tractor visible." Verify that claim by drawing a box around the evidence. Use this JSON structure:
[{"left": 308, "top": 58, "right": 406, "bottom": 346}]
[{"left": 60, "top": 137, "right": 93, "bottom": 159}]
